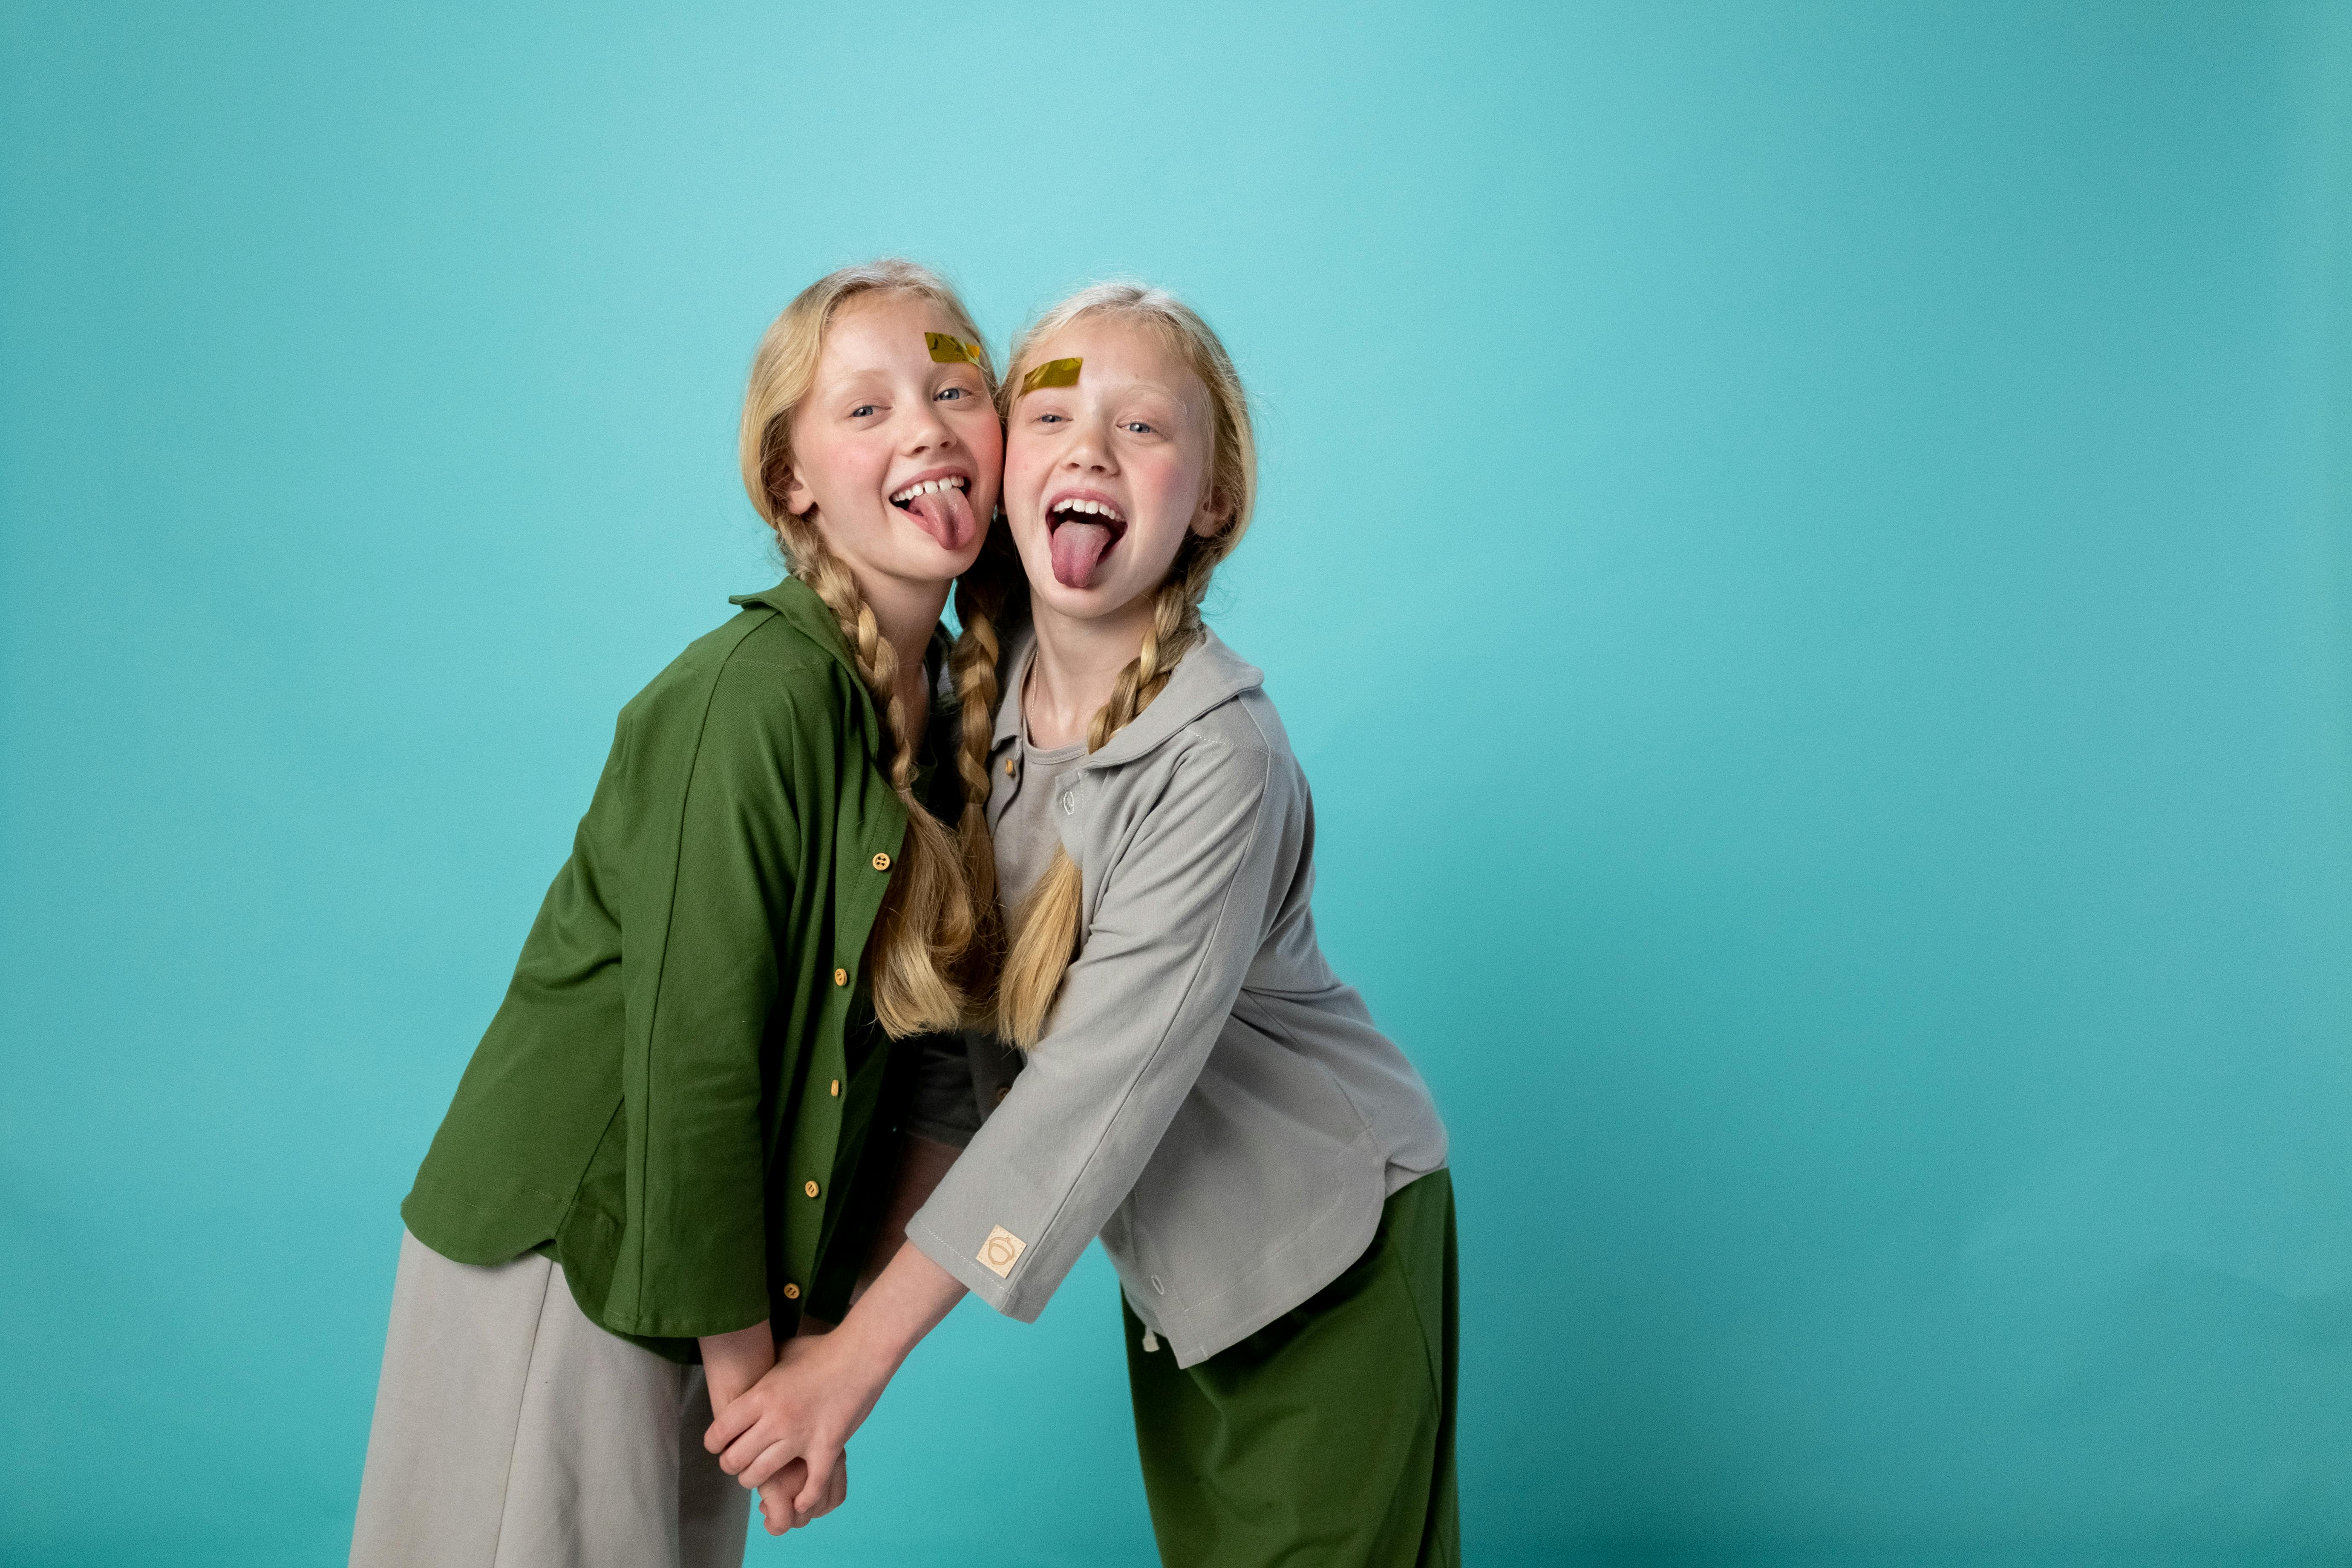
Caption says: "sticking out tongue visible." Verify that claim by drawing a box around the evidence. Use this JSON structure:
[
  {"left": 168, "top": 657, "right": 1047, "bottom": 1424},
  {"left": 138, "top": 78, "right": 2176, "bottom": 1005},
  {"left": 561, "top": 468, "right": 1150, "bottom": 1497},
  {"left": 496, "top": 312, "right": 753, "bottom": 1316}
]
[
  {"left": 1051, "top": 521, "right": 1115, "bottom": 588},
  {"left": 903, "top": 487, "right": 976, "bottom": 552}
]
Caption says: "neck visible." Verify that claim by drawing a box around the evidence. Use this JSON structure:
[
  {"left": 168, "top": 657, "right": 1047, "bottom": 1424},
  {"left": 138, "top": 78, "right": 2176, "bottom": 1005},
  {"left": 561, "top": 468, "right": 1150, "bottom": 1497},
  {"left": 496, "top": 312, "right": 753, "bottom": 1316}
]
[
  {"left": 856, "top": 572, "right": 951, "bottom": 682},
  {"left": 1024, "top": 590, "right": 1158, "bottom": 751},
  {"left": 841, "top": 568, "right": 951, "bottom": 746}
]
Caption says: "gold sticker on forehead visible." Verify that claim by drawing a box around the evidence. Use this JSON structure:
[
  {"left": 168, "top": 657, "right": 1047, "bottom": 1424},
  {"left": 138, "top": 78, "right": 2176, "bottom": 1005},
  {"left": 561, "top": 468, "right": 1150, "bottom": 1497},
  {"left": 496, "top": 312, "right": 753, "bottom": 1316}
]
[
  {"left": 925, "top": 331, "right": 983, "bottom": 365},
  {"left": 1019, "top": 357, "right": 1082, "bottom": 395}
]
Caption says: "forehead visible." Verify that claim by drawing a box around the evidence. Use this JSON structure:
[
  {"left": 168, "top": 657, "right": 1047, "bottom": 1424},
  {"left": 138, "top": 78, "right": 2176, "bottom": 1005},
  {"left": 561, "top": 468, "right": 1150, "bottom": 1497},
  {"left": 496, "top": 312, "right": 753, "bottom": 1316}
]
[
  {"left": 1033, "top": 315, "right": 1203, "bottom": 411},
  {"left": 821, "top": 292, "right": 963, "bottom": 372}
]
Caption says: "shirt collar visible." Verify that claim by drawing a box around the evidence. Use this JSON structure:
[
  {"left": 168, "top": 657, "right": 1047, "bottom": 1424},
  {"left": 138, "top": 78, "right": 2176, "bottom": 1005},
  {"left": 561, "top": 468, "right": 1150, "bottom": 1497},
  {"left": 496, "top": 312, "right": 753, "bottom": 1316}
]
[
  {"left": 989, "top": 616, "right": 1264, "bottom": 766},
  {"left": 732, "top": 576, "right": 953, "bottom": 691}
]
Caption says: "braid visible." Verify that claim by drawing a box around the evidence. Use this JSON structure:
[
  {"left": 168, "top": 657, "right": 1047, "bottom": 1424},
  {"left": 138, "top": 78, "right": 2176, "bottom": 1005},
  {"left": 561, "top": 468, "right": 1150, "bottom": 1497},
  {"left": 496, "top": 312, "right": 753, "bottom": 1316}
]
[
  {"left": 773, "top": 509, "right": 975, "bottom": 1036},
  {"left": 950, "top": 552, "right": 1017, "bottom": 932},
  {"left": 1086, "top": 568, "right": 1204, "bottom": 752}
]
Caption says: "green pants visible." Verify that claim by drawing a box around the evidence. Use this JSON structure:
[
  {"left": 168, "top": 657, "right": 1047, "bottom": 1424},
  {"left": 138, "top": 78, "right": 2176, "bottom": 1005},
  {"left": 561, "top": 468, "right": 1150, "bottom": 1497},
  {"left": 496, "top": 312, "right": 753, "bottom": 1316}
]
[{"left": 1123, "top": 1170, "right": 1458, "bottom": 1568}]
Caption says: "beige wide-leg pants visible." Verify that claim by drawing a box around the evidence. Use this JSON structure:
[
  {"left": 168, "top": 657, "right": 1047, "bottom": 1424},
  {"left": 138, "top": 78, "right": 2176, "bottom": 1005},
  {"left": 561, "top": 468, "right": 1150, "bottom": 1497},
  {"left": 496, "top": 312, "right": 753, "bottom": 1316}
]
[{"left": 350, "top": 1230, "right": 750, "bottom": 1568}]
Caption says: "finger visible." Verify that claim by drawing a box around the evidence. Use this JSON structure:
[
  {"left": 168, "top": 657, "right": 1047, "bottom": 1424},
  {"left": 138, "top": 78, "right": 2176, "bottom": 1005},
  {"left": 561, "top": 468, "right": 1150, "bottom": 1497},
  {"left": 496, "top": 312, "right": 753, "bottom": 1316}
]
[
  {"left": 720, "top": 1421, "right": 783, "bottom": 1476},
  {"left": 812, "top": 1456, "right": 847, "bottom": 1519},
  {"left": 794, "top": 1451, "right": 839, "bottom": 1521},
  {"left": 761, "top": 1476, "right": 806, "bottom": 1536},
  {"left": 758, "top": 1459, "right": 808, "bottom": 1506},
  {"left": 704, "top": 1398, "right": 760, "bottom": 1454},
  {"left": 741, "top": 1439, "right": 804, "bottom": 1492},
  {"left": 762, "top": 1475, "right": 811, "bottom": 1534}
]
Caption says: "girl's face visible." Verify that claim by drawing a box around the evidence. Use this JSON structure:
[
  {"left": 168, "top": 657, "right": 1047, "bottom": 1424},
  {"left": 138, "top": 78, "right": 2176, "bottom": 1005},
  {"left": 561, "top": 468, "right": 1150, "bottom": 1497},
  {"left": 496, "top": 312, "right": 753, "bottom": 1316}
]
[
  {"left": 783, "top": 291, "right": 1003, "bottom": 589},
  {"left": 1003, "top": 316, "right": 1228, "bottom": 623}
]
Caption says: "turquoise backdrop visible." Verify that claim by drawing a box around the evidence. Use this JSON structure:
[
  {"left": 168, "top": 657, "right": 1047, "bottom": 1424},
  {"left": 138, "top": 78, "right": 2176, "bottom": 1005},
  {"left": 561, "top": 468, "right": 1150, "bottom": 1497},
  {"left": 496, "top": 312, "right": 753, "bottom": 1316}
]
[{"left": 5, "top": 3, "right": 2350, "bottom": 1564}]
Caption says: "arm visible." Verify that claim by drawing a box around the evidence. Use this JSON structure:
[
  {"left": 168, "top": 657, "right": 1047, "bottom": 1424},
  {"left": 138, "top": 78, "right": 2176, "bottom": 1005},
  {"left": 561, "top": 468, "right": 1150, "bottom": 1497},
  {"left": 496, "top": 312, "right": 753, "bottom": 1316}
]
[
  {"left": 902, "top": 739, "right": 1288, "bottom": 1318},
  {"left": 853, "top": 1133, "right": 963, "bottom": 1304},
  {"left": 700, "top": 1322, "right": 821, "bottom": 1535}
]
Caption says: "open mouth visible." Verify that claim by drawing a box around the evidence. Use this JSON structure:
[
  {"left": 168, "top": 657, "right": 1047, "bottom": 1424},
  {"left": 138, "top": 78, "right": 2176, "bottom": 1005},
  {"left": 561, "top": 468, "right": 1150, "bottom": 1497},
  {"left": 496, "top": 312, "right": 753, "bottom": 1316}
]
[
  {"left": 888, "top": 473, "right": 976, "bottom": 552},
  {"left": 1046, "top": 495, "right": 1127, "bottom": 589}
]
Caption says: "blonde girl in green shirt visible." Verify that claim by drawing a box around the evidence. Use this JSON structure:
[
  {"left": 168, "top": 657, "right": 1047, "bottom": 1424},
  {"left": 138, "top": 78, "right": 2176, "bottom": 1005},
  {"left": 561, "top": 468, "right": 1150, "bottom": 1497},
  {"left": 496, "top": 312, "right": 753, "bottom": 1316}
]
[{"left": 349, "top": 258, "right": 1010, "bottom": 1565}]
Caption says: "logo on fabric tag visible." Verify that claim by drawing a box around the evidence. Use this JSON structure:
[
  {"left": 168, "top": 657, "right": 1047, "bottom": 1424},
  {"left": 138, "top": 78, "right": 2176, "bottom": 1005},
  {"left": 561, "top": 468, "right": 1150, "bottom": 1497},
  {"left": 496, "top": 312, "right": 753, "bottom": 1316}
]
[{"left": 977, "top": 1225, "right": 1026, "bottom": 1278}]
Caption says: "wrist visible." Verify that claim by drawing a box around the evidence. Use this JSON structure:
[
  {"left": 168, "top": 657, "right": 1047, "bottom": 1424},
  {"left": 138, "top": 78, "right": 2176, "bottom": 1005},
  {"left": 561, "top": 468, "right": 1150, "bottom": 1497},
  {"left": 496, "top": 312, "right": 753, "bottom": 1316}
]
[{"left": 830, "top": 1300, "right": 919, "bottom": 1389}]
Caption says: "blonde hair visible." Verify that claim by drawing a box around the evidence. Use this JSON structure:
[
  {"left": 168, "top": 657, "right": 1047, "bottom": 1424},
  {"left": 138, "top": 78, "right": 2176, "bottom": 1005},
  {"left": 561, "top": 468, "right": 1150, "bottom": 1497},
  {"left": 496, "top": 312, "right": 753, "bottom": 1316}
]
[
  {"left": 957, "top": 281, "right": 1258, "bottom": 1047},
  {"left": 738, "top": 258, "right": 1000, "bottom": 1037}
]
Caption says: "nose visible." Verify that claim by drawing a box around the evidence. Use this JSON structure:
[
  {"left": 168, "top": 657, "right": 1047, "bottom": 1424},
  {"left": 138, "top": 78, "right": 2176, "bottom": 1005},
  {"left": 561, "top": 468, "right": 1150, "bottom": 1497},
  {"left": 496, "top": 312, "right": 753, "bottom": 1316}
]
[
  {"left": 902, "top": 398, "right": 957, "bottom": 454},
  {"left": 1062, "top": 414, "right": 1117, "bottom": 474}
]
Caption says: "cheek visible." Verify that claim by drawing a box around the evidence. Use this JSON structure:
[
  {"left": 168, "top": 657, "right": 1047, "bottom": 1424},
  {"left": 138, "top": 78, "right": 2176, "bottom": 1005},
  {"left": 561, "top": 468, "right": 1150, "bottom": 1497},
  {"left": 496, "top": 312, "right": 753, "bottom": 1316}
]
[
  {"left": 795, "top": 429, "right": 870, "bottom": 501},
  {"left": 1139, "top": 450, "right": 1208, "bottom": 520},
  {"left": 1002, "top": 436, "right": 1051, "bottom": 496}
]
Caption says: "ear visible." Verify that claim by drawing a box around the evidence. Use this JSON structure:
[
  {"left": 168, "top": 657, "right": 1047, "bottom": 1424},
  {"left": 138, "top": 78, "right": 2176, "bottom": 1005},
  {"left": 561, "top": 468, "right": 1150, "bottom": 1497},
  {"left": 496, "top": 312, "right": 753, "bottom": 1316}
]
[
  {"left": 1190, "top": 487, "right": 1235, "bottom": 539},
  {"left": 779, "top": 465, "right": 816, "bottom": 518}
]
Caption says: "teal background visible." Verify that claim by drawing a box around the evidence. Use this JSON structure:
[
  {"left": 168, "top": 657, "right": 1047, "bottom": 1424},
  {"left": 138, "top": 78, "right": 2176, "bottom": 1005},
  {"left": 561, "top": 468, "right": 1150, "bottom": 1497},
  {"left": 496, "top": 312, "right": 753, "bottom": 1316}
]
[{"left": 4, "top": 2, "right": 2350, "bottom": 1563}]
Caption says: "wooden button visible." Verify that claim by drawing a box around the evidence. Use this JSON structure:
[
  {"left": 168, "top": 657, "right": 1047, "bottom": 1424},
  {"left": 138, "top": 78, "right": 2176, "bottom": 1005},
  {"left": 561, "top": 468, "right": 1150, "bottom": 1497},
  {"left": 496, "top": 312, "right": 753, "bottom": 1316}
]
[
  {"left": 829, "top": 1079, "right": 840, "bottom": 1097},
  {"left": 833, "top": 967, "right": 847, "bottom": 987},
  {"left": 1003, "top": 758, "right": 1016, "bottom": 776},
  {"left": 871, "top": 851, "right": 891, "bottom": 871},
  {"left": 782, "top": 1283, "right": 800, "bottom": 1300},
  {"left": 804, "top": 1179, "right": 821, "bottom": 1199},
  {"left": 992, "top": 1084, "right": 1011, "bottom": 1107}
]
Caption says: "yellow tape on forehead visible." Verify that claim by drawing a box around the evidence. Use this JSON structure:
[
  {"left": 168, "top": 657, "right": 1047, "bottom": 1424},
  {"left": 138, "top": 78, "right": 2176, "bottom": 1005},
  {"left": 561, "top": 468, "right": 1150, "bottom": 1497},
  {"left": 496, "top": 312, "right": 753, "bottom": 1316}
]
[
  {"left": 1019, "top": 357, "right": 1082, "bottom": 395},
  {"left": 925, "top": 332, "right": 984, "bottom": 365}
]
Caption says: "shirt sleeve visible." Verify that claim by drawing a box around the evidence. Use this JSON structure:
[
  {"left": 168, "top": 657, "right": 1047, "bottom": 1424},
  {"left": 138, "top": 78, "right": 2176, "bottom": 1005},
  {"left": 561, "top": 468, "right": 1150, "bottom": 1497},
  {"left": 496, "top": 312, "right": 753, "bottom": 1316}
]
[
  {"left": 600, "top": 658, "right": 808, "bottom": 1338},
  {"left": 904, "top": 737, "right": 1284, "bottom": 1320}
]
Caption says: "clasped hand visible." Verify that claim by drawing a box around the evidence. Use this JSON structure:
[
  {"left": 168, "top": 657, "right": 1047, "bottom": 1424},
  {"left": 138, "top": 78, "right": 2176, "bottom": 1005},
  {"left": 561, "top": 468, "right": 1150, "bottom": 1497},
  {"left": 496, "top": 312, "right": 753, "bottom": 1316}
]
[{"left": 704, "top": 1328, "right": 888, "bottom": 1536}]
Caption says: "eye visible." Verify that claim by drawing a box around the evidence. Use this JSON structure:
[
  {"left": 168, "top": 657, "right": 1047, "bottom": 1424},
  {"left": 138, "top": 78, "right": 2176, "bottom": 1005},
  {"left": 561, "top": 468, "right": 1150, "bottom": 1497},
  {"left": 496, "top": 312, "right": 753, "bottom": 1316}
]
[
  {"left": 937, "top": 387, "right": 967, "bottom": 403},
  {"left": 1121, "top": 421, "right": 1156, "bottom": 435},
  {"left": 850, "top": 404, "right": 878, "bottom": 418},
  {"left": 1035, "top": 412, "right": 1066, "bottom": 425}
]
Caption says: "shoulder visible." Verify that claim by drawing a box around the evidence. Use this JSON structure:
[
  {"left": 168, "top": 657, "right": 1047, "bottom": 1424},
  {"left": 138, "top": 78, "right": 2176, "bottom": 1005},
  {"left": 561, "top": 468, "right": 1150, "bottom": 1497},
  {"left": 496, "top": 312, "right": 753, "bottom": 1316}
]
[
  {"left": 617, "top": 606, "right": 858, "bottom": 756},
  {"left": 1149, "top": 691, "right": 1299, "bottom": 819}
]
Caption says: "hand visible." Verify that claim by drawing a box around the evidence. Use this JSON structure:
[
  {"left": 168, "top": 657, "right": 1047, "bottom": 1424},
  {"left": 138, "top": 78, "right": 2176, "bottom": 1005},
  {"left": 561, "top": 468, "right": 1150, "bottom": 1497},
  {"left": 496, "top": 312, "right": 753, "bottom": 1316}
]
[
  {"left": 704, "top": 1331, "right": 887, "bottom": 1519},
  {"left": 754, "top": 1456, "right": 847, "bottom": 1536},
  {"left": 704, "top": 1241, "right": 968, "bottom": 1519}
]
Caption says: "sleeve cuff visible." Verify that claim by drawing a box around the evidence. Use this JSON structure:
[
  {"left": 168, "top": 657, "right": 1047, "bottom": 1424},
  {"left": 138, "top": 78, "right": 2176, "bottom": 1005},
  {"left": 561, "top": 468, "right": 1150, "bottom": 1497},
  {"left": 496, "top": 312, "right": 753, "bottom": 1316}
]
[{"left": 903, "top": 1212, "right": 1042, "bottom": 1323}]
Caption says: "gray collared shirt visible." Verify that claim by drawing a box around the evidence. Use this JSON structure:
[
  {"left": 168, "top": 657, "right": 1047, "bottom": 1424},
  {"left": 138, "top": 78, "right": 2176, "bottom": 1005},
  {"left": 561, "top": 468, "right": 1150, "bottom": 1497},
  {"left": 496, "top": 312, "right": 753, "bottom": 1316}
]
[{"left": 904, "top": 625, "right": 1447, "bottom": 1366}]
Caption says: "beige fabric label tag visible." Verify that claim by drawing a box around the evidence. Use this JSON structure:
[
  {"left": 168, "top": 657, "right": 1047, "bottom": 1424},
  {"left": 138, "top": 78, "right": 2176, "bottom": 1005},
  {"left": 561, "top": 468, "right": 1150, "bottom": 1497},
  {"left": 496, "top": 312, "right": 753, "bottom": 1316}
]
[{"left": 977, "top": 1225, "right": 1026, "bottom": 1279}]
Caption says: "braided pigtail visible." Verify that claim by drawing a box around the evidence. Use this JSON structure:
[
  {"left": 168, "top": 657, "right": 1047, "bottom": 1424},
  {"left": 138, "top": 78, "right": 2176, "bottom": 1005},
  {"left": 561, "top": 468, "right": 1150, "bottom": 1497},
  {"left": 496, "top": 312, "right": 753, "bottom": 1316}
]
[
  {"left": 775, "top": 514, "right": 976, "bottom": 1037},
  {"left": 947, "top": 536, "right": 1023, "bottom": 1005}
]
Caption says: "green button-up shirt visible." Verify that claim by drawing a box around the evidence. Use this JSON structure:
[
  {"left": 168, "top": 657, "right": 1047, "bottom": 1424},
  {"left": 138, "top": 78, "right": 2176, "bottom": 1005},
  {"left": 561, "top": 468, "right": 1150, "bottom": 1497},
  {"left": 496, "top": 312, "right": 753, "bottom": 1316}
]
[{"left": 401, "top": 577, "right": 953, "bottom": 1355}]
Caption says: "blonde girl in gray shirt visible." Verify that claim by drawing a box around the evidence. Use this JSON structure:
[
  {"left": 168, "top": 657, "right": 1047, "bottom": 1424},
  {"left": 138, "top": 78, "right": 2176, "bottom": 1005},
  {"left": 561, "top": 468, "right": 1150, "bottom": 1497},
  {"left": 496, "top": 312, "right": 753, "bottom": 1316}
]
[{"left": 705, "top": 283, "right": 1457, "bottom": 1567}]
